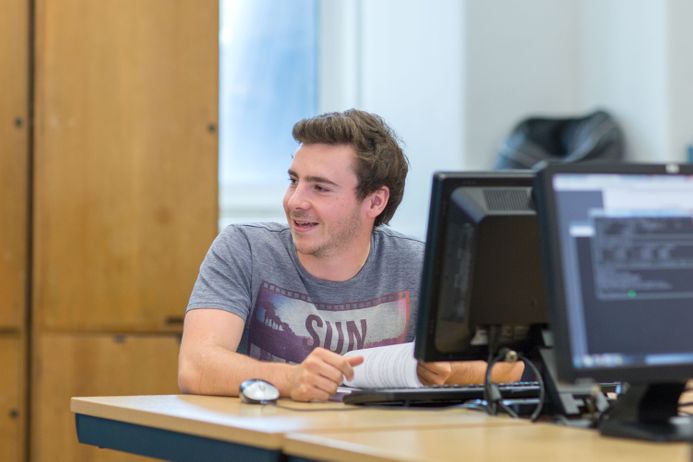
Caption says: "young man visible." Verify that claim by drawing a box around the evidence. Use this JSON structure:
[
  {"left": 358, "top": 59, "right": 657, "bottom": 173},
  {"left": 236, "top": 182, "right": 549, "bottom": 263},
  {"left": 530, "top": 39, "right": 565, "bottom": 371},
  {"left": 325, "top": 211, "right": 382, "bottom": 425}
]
[{"left": 178, "top": 109, "right": 522, "bottom": 401}]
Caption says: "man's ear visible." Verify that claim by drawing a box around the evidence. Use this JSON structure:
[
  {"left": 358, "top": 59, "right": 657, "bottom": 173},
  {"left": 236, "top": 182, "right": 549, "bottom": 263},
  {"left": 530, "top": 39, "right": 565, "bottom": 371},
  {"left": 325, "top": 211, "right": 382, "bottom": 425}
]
[{"left": 365, "top": 186, "right": 390, "bottom": 219}]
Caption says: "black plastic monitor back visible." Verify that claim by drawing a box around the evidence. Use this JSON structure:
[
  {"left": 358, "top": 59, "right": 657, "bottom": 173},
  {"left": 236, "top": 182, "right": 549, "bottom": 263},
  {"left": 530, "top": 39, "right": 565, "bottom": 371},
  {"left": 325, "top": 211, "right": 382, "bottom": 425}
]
[{"left": 414, "top": 171, "right": 548, "bottom": 362}]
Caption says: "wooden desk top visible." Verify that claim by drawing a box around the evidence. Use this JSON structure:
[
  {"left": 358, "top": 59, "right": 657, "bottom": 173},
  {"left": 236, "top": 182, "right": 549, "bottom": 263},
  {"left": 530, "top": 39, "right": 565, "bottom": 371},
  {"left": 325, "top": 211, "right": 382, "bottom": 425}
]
[
  {"left": 71, "top": 394, "right": 525, "bottom": 450},
  {"left": 284, "top": 422, "right": 691, "bottom": 462}
]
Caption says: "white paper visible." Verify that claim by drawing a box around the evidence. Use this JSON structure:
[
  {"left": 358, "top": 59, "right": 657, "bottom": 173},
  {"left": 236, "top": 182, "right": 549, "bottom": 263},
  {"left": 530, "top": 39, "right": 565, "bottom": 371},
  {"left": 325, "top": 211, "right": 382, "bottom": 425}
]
[{"left": 342, "top": 342, "right": 423, "bottom": 388}]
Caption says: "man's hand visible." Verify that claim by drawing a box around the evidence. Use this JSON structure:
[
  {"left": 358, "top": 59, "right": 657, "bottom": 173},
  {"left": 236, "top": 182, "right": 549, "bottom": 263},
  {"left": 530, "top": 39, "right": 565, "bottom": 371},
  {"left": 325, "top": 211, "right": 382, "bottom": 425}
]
[
  {"left": 287, "top": 347, "right": 364, "bottom": 401},
  {"left": 417, "top": 361, "right": 453, "bottom": 386}
]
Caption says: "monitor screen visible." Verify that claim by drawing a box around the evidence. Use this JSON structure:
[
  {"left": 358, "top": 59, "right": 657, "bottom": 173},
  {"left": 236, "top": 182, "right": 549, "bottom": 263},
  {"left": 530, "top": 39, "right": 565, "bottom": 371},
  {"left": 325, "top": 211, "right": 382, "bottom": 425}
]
[
  {"left": 535, "top": 162, "right": 693, "bottom": 441},
  {"left": 414, "top": 171, "right": 548, "bottom": 363}
]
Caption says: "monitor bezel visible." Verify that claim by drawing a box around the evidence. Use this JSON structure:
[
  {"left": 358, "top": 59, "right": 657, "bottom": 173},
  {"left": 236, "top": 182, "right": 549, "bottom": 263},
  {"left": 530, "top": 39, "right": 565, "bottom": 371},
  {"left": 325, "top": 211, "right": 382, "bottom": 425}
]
[
  {"left": 534, "top": 161, "right": 693, "bottom": 384},
  {"left": 414, "top": 170, "right": 539, "bottom": 362}
]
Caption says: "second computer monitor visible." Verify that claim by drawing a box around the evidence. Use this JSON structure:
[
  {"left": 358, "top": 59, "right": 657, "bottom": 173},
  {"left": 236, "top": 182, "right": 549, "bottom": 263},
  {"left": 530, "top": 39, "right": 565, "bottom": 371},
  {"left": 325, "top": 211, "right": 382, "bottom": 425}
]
[{"left": 535, "top": 162, "right": 693, "bottom": 440}]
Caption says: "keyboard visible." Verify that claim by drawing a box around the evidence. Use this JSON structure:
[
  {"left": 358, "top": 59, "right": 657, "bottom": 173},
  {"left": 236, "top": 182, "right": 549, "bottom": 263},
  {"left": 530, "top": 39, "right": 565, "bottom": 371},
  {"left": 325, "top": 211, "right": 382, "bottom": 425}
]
[{"left": 342, "top": 381, "right": 542, "bottom": 407}]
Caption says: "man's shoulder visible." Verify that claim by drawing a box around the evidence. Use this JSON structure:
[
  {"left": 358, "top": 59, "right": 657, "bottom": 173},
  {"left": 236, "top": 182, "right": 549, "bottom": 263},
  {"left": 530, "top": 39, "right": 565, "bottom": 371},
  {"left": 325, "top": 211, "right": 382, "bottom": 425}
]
[
  {"left": 373, "top": 226, "right": 424, "bottom": 252},
  {"left": 220, "top": 222, "right": 290, "bottom": 238},
  {"left": 216, "top": 222, "right": 291, "bottom": 248},
  {"left": 369, "top": 227, "right": 425, "bottom": 277}
]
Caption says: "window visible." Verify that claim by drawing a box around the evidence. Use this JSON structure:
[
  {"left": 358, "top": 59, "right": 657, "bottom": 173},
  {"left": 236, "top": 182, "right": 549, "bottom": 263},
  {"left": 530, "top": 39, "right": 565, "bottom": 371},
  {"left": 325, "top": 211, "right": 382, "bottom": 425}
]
[
  {"left": 219, "top": 1, "right": 465, "bottom": 240},
  {"left": 219, "top": 0, "right": 318, "bottom": 228}
]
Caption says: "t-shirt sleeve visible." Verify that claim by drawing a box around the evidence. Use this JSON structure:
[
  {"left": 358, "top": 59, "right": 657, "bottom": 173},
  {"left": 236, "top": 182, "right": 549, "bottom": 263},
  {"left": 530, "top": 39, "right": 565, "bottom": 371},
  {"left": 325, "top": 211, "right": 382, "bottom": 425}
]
[{"left": 186, "top": 225, "right": 254, "bottom": 321}]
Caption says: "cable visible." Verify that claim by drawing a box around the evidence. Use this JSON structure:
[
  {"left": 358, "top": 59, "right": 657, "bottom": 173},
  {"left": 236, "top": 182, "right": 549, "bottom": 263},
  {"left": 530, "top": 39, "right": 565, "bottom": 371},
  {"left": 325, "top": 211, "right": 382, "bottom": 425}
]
[
  {"left": 496, "top": 398, "right": 520, "bottom": 419},
  {"left": 482, "top": 347, "right": 546, "bottom": 422},
  {"left": 479, "top": 326, "right": 547, "bottom": 422},
  {"left": 483, "top": 326, "right": 502, "bottom": 416},
  {"left": 516, "top": 352, "right": 546, "bottom": 422},
  {"left": 483, "top": 349, "right": 499, "bottom": 416}
]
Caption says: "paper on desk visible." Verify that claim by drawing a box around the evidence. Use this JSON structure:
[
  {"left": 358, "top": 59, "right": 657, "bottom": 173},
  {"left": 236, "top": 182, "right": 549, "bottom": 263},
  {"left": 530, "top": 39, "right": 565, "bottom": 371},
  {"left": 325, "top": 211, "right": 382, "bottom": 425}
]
[{"left": 342, "top": 342, "right": 423, "bottom": 388}]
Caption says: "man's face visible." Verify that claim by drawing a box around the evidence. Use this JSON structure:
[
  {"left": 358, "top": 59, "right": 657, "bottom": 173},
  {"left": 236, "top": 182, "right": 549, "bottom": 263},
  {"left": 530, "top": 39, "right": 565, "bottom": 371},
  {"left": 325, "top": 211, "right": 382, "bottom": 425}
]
[{"left": 283, "top": 143, "right": 370, "bottom": 259}]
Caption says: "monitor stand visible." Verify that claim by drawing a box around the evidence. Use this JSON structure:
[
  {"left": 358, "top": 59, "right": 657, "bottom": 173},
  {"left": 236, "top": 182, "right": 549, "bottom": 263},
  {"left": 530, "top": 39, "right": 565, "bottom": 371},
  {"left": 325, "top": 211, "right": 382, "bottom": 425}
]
[
  {"left": 530, "top": 330, "right": 609, "bottom": 420},
  {"left": 536, "top": 347, "right": 608, "bottom": 418},
  {"left": 599, "top": 382, "right": 693, "bottom": 442}
]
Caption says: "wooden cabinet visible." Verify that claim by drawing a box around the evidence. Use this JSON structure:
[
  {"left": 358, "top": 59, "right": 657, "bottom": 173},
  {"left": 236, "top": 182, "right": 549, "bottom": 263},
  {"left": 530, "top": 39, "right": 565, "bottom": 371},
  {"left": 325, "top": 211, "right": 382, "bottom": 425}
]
[
  {"left": 0, "top": 0, "right": 29, "bottom": 330},
  {"left": 32, "top": 333, "right": 181, "bottom": 462},
  {"left": 1, "top": 1, "right": 218, "bottom": 460},
  {"left": 0, "top": 335, "right": 25, "bottom": 462},
  {"left": 0, "top": 1, "right": 29, "bottom": 460},
  {"left": 28, "top": 1, "right": 218, "bottom": 461},
  {"left": 33, "top": 0, "right": 218, "bottom": 332}
]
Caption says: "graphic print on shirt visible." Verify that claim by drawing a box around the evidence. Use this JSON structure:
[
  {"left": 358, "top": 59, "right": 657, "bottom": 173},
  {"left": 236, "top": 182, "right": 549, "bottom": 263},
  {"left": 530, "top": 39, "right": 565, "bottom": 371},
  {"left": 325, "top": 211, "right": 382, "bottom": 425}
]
[{"left": 247, "top": 281, "right": 411, "bottom": 363}]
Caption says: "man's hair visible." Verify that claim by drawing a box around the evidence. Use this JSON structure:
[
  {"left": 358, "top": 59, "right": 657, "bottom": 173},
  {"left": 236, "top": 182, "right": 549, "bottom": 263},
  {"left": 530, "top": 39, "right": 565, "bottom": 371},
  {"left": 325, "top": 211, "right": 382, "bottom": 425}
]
[{"left": 292, "top": 109, "right": 409, "bottom": 227}]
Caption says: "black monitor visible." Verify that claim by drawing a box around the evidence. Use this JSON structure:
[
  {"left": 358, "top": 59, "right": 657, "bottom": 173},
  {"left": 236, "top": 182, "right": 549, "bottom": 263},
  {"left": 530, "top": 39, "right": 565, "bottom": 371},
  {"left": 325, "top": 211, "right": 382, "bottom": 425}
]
[
  {"left": 535, "top": 162, "right": 693, "bottom": 441},
  {"left": 414, "top": 171, "right": 548, "bottom": 363}
]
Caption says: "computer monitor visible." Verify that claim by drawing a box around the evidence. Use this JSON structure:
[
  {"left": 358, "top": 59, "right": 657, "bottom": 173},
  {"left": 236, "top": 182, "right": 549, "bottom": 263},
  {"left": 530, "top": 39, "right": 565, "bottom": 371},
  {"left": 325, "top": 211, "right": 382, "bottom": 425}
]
[
  {"left": 414, "top": 171, "right": 549, "bottom": 363},
  {"left": 535, "top": 162, "right": 693, "bottom": 441}
]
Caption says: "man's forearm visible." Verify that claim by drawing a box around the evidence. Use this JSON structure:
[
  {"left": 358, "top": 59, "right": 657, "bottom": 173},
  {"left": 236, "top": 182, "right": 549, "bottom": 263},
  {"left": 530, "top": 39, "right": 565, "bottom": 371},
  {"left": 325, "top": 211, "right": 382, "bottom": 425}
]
[
  {"left": 178, "top": 345, "right": 294, "bottom": 397},
  {"left": 446, "top": 360, "right": 524, "bottom": 385}
]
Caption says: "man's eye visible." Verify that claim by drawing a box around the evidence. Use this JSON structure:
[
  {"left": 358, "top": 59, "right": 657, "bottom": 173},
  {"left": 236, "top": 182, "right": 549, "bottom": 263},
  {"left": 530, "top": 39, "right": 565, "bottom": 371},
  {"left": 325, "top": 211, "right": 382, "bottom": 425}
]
[
  {"left": 315, "top": 185, "right": 329, "bottom": 192},
  {"left": 288, "top": 177, "right": 297, "bottom": 186}
]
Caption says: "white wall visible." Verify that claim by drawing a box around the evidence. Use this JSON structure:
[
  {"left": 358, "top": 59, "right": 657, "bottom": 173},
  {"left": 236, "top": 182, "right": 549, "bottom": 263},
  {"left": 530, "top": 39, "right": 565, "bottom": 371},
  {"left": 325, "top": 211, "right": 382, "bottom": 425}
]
[
  {"left": 358, "top": 0, "right": 465, "bottom": 237},
  {"left": 318, "top": 0, "right": 693, "bottom": 238},
  {"left": 319, "top": 0, "right": 466, "bottom": 238},
  {"left": 463, "top": 0, "right": 580, "bottom": 169},
  {"left": 463, "top": 0, "right": 693, "bottom": 166},
  {"left": 580, "top": 0, "right": 693, "bottom": 162},
  {"left": 580, "top": 0, "right": 668, "bottom": 162},
  {"left": 318, "top": 1, "right": 361, "bottom": 111},
  {"left": 665, "top": 0, "right": 693, "bottom": 162}
]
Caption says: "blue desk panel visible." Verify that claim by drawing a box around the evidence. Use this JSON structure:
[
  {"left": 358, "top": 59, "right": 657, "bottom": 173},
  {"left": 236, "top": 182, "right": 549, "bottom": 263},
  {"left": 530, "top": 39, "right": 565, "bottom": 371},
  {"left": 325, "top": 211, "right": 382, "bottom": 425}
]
[{"left": 75, "top": 414, "right": 283, "bottom": 462}]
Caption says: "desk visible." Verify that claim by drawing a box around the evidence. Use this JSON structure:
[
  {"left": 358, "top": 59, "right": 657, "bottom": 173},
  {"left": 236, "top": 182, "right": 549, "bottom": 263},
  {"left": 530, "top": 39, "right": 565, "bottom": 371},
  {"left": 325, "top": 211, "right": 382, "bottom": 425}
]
[
  {"left": 71, "top": 394, "right": 522, "bottom": 461},
  {"left": 285, "top": 422, "right": 690, "bottom": 462}
]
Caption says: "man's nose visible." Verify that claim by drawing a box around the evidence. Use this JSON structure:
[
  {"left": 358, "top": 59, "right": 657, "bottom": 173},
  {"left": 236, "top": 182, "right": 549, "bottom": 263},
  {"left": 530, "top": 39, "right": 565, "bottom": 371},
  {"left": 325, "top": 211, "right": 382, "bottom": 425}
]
[{"left": 286, "top": 184, "right": 310, "bottom": 210}]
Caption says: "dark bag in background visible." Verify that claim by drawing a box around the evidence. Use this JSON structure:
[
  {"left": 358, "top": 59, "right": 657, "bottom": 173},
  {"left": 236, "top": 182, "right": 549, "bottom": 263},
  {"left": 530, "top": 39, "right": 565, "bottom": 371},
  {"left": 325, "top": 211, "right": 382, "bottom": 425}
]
[{"left": 495, "top": 109, "right": 624, "bottom": 169}]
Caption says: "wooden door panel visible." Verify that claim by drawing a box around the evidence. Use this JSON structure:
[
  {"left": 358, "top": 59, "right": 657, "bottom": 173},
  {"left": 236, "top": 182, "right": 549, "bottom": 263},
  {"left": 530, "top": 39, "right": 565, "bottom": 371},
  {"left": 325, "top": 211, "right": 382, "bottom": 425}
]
[
  {"left": 0, "top": 335, "right": 25, "bottom": 462},
  {"left": 0, "top": 0, "right": 29, "bottom": 329},
  {"left": 33, "top": 0, "right": 218, "bottom": 331},
  {"left": 32, "top": 333, "right": 180, "bottom": 462}
]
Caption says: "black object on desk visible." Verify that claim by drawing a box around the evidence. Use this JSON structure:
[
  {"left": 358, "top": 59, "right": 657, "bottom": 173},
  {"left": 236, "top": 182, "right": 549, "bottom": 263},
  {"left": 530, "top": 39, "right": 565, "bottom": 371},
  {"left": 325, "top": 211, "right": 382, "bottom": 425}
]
[{"left": 343, "top": 382, "right": 541, "bottom": 407}]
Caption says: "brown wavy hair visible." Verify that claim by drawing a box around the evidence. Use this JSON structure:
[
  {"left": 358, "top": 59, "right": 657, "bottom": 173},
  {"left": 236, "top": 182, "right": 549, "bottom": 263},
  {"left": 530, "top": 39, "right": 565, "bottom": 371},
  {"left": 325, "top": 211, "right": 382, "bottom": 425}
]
[{"left": 292, "top": 109, "right": 409, "bottom": 227}]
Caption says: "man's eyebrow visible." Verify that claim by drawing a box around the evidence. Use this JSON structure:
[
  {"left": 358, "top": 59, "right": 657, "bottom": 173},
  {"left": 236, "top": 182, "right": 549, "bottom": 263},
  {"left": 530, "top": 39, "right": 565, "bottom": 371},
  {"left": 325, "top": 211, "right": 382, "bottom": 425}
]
[{"left": 287, "top": 169, "right": 339, "bottom": 187}]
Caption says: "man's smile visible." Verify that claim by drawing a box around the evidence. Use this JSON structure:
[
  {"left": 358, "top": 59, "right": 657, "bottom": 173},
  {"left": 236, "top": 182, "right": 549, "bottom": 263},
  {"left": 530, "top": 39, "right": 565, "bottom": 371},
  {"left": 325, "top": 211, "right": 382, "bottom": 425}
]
[{"left": 292, "top": 218, "right": 319, "bottom": 232}]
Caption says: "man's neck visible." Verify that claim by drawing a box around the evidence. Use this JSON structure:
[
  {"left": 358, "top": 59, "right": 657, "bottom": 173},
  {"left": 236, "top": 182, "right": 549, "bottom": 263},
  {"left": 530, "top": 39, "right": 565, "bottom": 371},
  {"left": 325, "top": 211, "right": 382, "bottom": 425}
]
[{"left": 297, "top": 237, "right": 372, "bottom": 282}]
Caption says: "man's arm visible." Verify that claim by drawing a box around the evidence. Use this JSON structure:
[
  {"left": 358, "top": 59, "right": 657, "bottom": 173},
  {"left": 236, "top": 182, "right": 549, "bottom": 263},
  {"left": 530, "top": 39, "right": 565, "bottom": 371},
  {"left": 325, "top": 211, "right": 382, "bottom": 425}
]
[
  {"left": 178, "top": 308, "right": 363, "bottom": 401},
  {"left": 446, "top": 360, "right": 525, "bottom": 384},
  {"left": 417, "top": 359, "right": 524, "bottom": 386}
]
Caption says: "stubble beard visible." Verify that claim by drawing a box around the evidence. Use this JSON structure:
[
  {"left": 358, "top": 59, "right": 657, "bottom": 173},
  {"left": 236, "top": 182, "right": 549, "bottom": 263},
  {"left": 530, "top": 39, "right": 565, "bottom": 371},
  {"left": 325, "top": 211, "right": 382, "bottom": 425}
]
[{"left": 292, "top": 208, "right": 363, "bottom": 259}]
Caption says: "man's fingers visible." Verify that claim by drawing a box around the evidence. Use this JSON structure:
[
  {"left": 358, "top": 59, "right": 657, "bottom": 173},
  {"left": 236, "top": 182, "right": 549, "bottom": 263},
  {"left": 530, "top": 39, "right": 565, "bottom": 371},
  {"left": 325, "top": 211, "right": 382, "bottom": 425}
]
[
  {"left": 313, "top": 348, "right": 362, "bottom": 382},
  {"left": 303, "top": 354, "right": 344, "bottom": 384},
  {"left": 347, "top": 355, "right": 364, "bottom": 366},
  {"left": 297, "top": 347, "right": 363, "bottom": 391},
  {"left": 311, "top": 374, "right": 341, "bottom": 396},
  {"left": 417, "top": 361, "right": 452, "bottom": 385},
  {"left": 417, "top": 367, "right": 443, "bottom": 385},
  {"left": 419, "top": 361, "right": 451, "bottom": 375},
  {"left": 343, "top": 355, "right": 364, "bottom": 381}
]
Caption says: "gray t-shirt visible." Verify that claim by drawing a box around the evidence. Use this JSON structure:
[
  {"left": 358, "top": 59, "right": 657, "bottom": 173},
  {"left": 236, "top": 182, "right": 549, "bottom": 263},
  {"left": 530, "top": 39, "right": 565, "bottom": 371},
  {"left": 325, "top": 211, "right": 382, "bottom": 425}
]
[{"left": 187, "top": 223, "right": 424, "bottom": 364}]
